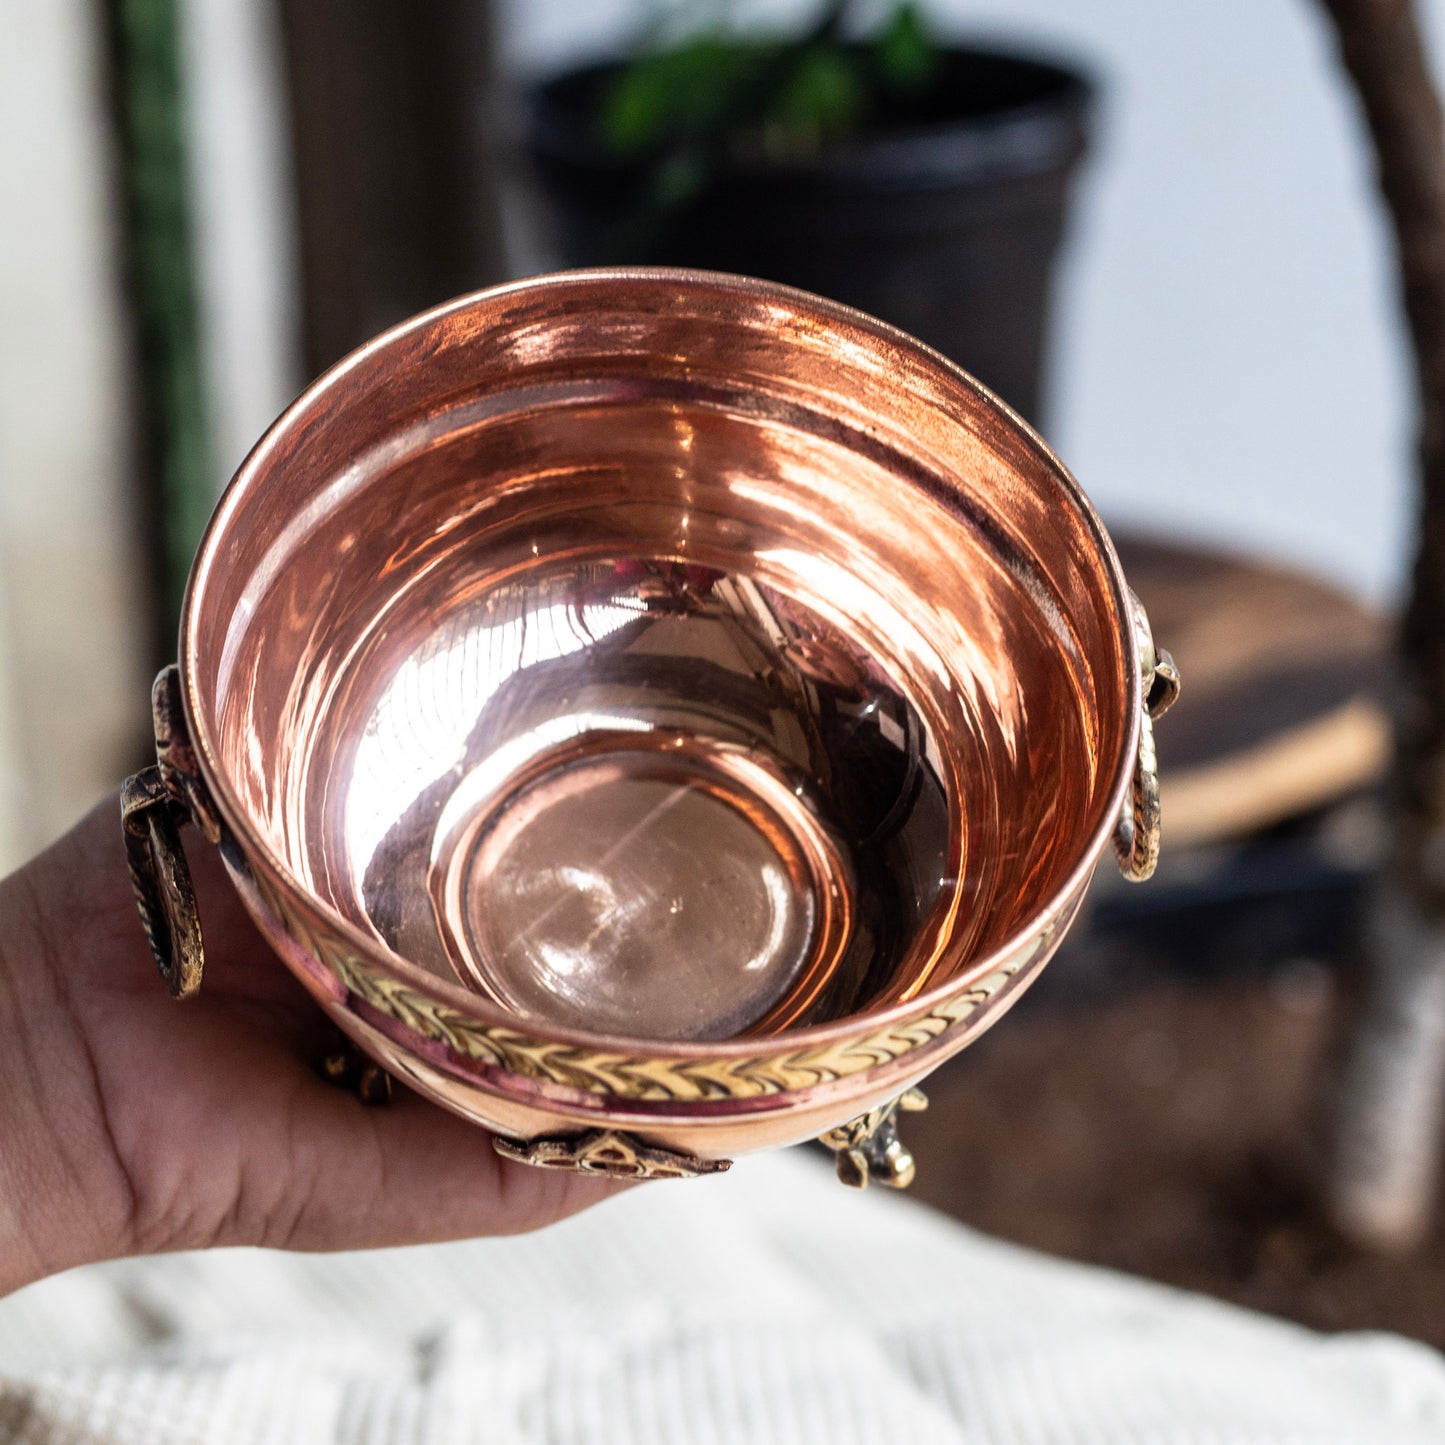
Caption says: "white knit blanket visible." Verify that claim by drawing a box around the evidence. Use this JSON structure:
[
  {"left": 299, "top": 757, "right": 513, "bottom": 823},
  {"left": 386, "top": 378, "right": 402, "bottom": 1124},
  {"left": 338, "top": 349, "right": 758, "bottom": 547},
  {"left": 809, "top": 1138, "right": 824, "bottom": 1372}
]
[{"left": 1, "top": 1148, "right": 1443, "bottom": 1444}]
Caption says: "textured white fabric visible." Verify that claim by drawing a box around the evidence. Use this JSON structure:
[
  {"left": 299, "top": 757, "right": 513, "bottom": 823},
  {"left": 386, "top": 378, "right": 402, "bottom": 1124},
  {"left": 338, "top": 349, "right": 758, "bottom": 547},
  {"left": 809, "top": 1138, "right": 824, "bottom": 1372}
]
[{"left": 1, "top": 1147, "right": 1443, "bottom": 1444}]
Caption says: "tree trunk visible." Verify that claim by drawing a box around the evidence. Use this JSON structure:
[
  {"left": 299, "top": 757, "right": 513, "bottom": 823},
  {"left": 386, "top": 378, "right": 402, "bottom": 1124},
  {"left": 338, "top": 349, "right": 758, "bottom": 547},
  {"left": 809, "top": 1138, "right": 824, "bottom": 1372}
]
[
  {"left": 1317, "top": 0, "right": 1445, "bottom": 1250},
  {"left": 277, "top": 0, "right": 506, "bottom": 376}
]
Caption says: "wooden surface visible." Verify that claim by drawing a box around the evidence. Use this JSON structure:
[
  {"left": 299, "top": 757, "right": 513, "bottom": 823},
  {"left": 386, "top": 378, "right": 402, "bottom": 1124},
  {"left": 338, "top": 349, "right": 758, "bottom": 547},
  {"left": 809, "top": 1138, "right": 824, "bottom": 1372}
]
[{"left": 1117, "top": 536, "right": 1391, "bottom": 847}]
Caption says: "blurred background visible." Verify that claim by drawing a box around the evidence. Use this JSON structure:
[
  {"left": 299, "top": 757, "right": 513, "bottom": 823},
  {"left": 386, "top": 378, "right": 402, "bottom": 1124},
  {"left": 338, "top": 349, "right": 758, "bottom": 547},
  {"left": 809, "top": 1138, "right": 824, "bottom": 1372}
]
[
  {"left": 3, "top": 0, "right": 1422, "bottom": 863},
  {"left": 4, "top": 0, "right": 1443, "bottom": 1346}
]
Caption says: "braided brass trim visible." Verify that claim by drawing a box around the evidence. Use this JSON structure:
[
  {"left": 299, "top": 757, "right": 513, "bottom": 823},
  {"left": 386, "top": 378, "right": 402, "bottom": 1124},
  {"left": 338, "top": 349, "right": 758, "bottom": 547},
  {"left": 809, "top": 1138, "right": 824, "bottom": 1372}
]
[{"left": 327, "top": 947, "right": 1023, "bottom": 1100}]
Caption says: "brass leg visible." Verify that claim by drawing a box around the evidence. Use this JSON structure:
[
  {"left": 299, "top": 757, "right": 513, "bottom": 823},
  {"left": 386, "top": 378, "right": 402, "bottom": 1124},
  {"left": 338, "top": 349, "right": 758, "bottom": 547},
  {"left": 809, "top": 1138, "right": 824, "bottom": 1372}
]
[
  {"left": 493, "top": 1130, "right": 730, "bottom": 1179},
  {"left": 819, "top": 1087, "right": 928, "bottom": 1189},
  {"left": 321, "top": 1041, "right": 395, "bottom": 1105}
]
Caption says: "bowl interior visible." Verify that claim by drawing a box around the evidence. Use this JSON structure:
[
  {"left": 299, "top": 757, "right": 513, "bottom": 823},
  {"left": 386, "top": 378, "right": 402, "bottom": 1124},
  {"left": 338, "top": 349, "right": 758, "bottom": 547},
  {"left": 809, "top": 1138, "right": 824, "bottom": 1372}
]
[{"left": 185, "top": 272, "right": 1131, "bottom": 1045}]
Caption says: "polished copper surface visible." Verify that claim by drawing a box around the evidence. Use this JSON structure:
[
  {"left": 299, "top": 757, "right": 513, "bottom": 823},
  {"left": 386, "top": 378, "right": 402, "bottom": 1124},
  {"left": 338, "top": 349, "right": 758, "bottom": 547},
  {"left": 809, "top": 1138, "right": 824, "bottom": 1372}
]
[{"left": 161, "top": 269, "right": 1144, "bottom": 1168}]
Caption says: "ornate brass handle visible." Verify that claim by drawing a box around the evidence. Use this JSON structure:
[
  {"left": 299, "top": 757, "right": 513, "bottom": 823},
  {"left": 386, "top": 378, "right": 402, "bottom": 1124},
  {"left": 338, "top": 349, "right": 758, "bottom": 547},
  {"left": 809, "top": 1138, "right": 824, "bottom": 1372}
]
[
  {"left": 120, "top": 768, "right": 203, "bottom": 998},
  {"left": 119, "top": 667, "right": 219, "bottom": 999},
  {"left": 1113, "top": 593, "right": 1180, "bottom": 883}
]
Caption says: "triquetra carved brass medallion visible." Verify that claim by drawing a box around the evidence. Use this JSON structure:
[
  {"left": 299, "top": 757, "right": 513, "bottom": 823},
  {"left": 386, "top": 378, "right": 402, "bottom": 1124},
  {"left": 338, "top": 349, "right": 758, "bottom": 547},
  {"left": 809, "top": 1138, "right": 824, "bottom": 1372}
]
[{"left": 123, "top": 269, "right": 1174, "bottom": 1185}]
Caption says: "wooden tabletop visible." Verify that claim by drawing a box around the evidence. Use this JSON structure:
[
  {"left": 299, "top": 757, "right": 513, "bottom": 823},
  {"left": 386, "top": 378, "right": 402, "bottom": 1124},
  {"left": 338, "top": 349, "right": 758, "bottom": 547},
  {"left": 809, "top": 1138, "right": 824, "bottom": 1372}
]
[{"left": 1115, "top": 536, "right": 1391, "bottom": 848}]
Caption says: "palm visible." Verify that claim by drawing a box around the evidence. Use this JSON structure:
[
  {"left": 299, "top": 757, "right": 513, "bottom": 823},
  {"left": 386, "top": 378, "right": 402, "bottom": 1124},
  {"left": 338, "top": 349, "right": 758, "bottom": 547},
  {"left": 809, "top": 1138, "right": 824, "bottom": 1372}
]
[{"left": 2, "top": 798, "right": 616, "bottom": 1284}]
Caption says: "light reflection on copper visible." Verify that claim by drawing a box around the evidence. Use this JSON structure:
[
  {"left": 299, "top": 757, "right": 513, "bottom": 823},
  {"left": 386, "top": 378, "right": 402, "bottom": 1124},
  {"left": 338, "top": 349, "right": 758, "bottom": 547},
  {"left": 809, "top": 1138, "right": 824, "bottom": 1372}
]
[{"left": 343, "top": 592, "right": 643, "bottom": 874}]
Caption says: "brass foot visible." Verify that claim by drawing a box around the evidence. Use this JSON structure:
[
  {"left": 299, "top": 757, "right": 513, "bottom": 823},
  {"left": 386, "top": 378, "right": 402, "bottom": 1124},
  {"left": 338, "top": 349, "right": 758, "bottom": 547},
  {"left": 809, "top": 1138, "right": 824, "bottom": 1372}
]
[
  {"left": 321, "top": 1043, "right": 394, "bottom": 1105},
  {"left": 493, "top": 1129, "right": 731, "bottom": 1180},
  {"left": 819, "top": 1088, "right": 928, "bottom": 1189}
]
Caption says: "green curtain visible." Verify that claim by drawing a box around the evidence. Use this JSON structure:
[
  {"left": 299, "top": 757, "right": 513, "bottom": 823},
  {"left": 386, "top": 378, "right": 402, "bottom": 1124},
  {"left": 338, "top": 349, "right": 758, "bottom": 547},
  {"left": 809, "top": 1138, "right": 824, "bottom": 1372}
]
[{"left": 108, "top": 0, "right": 214, "bottom": 641}]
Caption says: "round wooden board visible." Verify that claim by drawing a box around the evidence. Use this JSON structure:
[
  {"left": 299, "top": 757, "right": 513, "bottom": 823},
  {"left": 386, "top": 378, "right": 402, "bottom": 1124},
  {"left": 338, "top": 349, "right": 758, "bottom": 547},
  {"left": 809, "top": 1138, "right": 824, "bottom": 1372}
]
[{"left": 1114, "top": 535, "right": 1391, "bottom": 848}]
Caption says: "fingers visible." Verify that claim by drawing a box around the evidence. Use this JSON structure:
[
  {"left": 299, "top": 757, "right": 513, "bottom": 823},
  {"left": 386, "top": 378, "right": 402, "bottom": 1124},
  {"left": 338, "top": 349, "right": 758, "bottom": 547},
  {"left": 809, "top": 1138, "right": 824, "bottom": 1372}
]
[
  {"left": 261, "top": 1074, "right": 626, "bottom": 1253},
  {"left": 55, "top": 794, "right": 626, "bottom": 1255}
]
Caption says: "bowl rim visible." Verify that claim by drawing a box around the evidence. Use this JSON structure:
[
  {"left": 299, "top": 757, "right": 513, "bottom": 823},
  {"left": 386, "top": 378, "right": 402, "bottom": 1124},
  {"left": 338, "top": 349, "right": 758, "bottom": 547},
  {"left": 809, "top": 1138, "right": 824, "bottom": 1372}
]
[{"left": 180, "top": 266, "right": 1142, "bottom": 1061}]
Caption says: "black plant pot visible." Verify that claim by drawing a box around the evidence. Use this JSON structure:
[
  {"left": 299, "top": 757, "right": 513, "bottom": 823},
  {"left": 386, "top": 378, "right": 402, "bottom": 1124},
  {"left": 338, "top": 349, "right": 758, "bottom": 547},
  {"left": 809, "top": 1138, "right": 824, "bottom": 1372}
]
[{"left": 526, "top": 44, "right": 1095, "bottom": 426}]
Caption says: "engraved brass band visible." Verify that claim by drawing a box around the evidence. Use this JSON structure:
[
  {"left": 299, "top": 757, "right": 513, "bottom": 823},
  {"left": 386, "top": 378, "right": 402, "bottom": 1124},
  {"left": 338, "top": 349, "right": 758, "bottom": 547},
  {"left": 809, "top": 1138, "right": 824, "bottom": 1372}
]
[{"left": 312, "top": 917, "right": 1033, "bottom": 1104}]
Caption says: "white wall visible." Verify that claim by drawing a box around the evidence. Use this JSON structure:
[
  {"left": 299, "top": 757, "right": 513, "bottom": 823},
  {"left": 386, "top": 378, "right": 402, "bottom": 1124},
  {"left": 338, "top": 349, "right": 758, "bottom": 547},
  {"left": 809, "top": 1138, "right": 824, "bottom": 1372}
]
[
  {"left": 0, "top": 0, "right": 297, "bottom": 868},
  {"left": 0, "top": 0, "right": 144, "bottom": 869},
  {"left": 502, "top": 0, "right": 1437, "bottom": 605},
  {"left": 181, "top": 0, "right": 301, "bottom": 484}
]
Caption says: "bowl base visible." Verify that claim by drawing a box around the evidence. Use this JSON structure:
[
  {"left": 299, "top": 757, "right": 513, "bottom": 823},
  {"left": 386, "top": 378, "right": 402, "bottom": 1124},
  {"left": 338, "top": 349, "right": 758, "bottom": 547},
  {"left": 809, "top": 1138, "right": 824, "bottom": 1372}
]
[{"left": 434, "top": 734, "right": 850, "bottom": 1041}]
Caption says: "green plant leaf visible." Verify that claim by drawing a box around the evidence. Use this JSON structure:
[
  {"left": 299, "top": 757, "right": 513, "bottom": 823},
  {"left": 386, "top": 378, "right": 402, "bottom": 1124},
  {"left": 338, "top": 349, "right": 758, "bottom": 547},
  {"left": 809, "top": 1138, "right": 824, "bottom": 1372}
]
[
  {"left": 600, "top": 36, "right": 774, "bottom": 157},
  {"left": 874, "top": 2, "right": 940, "bottom": 93},
  {"left": 768, "top": 46, "right": 868, "bottom": 142}
]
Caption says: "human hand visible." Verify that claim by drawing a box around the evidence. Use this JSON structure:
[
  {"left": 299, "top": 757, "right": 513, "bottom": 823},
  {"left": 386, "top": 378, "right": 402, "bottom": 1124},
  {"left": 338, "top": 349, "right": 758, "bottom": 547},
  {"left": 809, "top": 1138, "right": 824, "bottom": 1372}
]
[{"left": 0, "top": 796, "right": 619, "bottom": 1295}]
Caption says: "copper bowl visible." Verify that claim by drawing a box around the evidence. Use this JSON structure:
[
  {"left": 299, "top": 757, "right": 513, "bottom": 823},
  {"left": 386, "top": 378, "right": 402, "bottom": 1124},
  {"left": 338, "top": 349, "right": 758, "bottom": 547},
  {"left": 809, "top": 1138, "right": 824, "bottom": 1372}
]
[{"left": 122, "top": 270, "right": 1174, "bottom": 1187}]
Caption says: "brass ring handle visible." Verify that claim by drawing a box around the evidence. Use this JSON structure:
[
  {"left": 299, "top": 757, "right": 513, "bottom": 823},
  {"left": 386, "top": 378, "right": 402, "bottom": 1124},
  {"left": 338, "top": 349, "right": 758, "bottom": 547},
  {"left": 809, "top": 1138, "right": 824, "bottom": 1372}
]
[
  {"left": 118, "top": 668, "right": 392, "bottom": 1103},
  {"left": 121, "top": 766, "right": 204, "bottom": 999},
  {"left": 119, "top": 666, "right": 219, "bottom": 999},
  {"left": 1114, "top": 707, "right": 1162, "bottom": 882},
  {"left": 1113, "top": 593, "right": 1179, "bottom": 883}
]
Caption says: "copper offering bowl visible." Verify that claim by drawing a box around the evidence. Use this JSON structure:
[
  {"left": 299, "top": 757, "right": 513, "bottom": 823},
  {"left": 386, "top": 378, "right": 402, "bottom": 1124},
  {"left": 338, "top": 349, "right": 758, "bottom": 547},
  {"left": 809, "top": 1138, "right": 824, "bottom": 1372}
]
[{"left": 122, "top": 270, "right": 1176, "bottom": 1187}]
